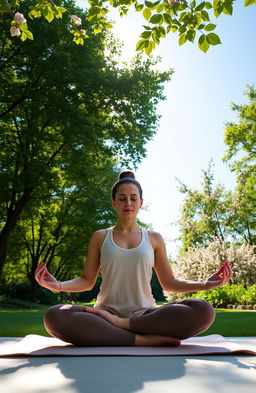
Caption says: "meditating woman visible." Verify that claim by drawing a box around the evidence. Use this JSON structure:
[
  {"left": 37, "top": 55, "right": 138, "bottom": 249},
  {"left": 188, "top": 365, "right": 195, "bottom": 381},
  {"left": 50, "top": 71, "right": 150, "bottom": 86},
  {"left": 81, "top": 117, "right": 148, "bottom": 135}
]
[{"left": 35, "top": 170, "right": 232, "bottom": 347}]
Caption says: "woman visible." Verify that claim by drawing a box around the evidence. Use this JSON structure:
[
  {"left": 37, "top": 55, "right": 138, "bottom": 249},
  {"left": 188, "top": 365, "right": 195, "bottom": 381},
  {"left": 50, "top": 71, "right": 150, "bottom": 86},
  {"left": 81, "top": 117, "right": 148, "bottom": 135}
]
[{"left": 35, "top": 170, "right": 232, "bottom": 347}]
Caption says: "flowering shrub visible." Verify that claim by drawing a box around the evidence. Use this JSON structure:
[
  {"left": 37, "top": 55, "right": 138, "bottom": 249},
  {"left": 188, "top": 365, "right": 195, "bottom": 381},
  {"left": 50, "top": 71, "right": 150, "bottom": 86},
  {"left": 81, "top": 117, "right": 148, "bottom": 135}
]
[
  {"left": 164, "top": 239, "right": 256, "bottom": 303},
  {"left": 170, "top": 239, "right": 256, "bottom": 285}
]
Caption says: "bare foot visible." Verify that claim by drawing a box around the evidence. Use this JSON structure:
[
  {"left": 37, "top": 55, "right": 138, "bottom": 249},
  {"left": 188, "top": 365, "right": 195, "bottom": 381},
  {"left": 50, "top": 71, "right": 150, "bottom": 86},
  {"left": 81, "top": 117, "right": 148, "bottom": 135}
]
[
  {"left": 84, "top": 306, "right": 130, "bottom": 329},
  {"left": 135, "top": 334, "right": 180, "bottom": 347}
]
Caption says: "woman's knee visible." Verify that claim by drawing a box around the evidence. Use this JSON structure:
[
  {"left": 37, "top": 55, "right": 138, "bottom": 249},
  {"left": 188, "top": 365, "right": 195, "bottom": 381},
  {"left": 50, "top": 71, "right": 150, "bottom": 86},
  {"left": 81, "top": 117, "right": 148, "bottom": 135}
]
[
  {"left": 44, "top": 304, "right": 82, "bottom": 339},
  {"left": 195, "top": 299, "right": 215, "bottom": 325},
  {"left": 176, "top": 298, "right": 215, "bottom": 339}
]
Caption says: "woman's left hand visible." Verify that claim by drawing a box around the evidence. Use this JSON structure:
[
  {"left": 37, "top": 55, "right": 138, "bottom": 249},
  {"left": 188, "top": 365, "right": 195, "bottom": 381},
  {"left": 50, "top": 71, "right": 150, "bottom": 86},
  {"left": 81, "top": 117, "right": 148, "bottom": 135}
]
[{"left": 204, "top": 260, "right": 233, "bottom": 290}]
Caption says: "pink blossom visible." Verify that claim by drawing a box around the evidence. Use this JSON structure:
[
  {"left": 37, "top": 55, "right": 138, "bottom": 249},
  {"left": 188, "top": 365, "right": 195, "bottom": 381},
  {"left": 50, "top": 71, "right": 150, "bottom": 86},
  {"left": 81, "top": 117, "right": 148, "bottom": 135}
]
[
  {"left": 14, "top": 12, "right": 27, "bottom": 25},
  {"left": 70, "top": 15, "right": 82, "bottom": 26},
  {"left": 80, "top": 29, "right": 86, "bottom": 35},
  {"left": 10, "top": 26, "right": 21, "bottom": 37}
]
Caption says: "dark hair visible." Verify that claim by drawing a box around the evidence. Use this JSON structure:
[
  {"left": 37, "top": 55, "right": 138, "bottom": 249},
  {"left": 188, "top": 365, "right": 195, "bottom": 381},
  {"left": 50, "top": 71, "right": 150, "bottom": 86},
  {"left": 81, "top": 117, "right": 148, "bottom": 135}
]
[{"left": 111, "top": 170, "right": 143, "bottom": 200}]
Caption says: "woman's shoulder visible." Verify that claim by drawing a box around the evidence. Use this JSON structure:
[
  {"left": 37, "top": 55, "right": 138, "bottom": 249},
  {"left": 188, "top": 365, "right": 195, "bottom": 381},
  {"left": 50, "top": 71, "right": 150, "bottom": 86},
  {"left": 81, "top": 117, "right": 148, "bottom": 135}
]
[
  {"left": 146, "top": 230, "right": 165, "bottom": 249},
  {"left": 91, "top": 228, "right": 114, "bottom": 243}
]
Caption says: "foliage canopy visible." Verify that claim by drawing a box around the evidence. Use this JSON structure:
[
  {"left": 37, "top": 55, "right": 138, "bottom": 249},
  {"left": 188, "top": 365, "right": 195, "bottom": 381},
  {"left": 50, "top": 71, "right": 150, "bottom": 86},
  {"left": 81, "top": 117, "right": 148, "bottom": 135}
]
[
  {"left": 1, "top": 0, "right": 256, "bottom": 53},
  {"left": 0, "top": 0, "right": 171, "bottom": 300}
]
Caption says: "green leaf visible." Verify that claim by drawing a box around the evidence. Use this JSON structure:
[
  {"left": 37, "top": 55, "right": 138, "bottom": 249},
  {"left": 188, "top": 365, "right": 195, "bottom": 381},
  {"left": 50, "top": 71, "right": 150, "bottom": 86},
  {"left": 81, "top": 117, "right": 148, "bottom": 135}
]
[
  {"left": 158, "top": 26, "right": 166, "bottom": 36},
  {"left": 149, "top": 14, "right": 163, "bottom": 24},
  {"left": 179, "top": 33, "right": 187, "bottom": 46},
  {"left": 223, "top": 0, "right": 233, "bottom": 15},
  {"left": 244, "top": 0, "right": 255, "bottom": 6},
  {"left": 20, "top": 32, "right": 27, "bottom": 41},
  {"left": 195, "top": 2, "right": 206, "bottom": 11},
  {"left": 145, "top": 1, "right": 156, "bottom": 9},
  {"left": 45, "top": 11, "right": 54, "bottom": 22},
  {"left": 198, "top": 34, "right": 210, "bottom": 53},
  {"left": 140, "top": 30, "right": 152, "bottom": 39},
  {"left": 212, "top": 0, "right": 221, "bottom": 9},
  {"left": 186, "top": 29, "right": 196, "bottom": 42},
  {"left": 19, "top": 23, "right": 28, "bottom": 32},
  {"left": 201, "top": 10, "right": 210, "bottom": 21},
  {"left": 58, "top": 7, "right": 67, "bottom": 13},
  {"left": 214, "top": 3, "right": 223, "bottom": 17},
  {"left": 190, "top": 0, "right": 196, "bottom": 8},
  {"left": 156, "top": 4, "right": 164, "bottom": 12},
  {"left": 152, "top": 31, "right": 160, "bottom": 44},
  {"left": 94, "top": 25, "right": 102, "bottom": 34},
  {"left": 25, "top": 30, "right": 34, "bottom": 40},
  {"left": 144, "top": 41, "right": 154, "bottom": 55},
  {"left": 136, "top": 39, "right": 148, "bottom": 50},
  {"left": 163, "top": 13, "right": 172, "bottom": 24},
  {"left": 135, "top": 4, "right": 144, "bottom": 11},
  {"left": 206, "top": 32, "right": 221, "bottom": 45},
  {"left": 205, "top": 2, "right": 212, "bottom": 8},
  {"left": 204, "top": 23, "right": 217, "bottom": 31},
  {"left": 29, "top": 9, "right": 41, "bottom": 19},
  {"left": 104, "top": 22, "right": 113, "bottom": 29},
  {"left": 143, "top": 8, "right": 152, "bottom": 20}
]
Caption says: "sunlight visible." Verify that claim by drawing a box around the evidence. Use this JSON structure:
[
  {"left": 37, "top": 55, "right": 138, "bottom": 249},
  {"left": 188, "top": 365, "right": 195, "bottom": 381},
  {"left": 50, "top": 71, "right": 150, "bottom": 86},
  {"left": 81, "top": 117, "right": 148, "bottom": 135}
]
[{"left": 0, "top": 362, "right": 76, "bottom": 393}]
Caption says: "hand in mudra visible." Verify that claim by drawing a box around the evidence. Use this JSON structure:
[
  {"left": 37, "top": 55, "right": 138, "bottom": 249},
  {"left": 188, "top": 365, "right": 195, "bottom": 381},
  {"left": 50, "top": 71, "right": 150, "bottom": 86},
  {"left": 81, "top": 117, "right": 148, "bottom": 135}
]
[
  {"left": 35, "top": 261, "right": 60, "bottom": 293},
  {"left": 205, "top": 260, "right": 233, "bottom": 290}
]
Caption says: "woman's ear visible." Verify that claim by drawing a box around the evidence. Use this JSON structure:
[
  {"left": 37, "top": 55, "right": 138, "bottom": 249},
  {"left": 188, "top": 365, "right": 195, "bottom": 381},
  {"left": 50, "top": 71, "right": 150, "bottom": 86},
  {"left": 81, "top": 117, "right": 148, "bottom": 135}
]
[
  {"left": 111, "top": 199, "right": 116, "bottom": 209},
  {"left": 140, "top": 199, "right": 143, "bottom": 208}
]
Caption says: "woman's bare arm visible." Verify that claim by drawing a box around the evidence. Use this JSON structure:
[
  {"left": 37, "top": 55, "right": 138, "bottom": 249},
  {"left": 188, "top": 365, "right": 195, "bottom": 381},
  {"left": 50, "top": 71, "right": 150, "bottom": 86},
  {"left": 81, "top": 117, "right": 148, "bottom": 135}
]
[
  {"left": 149, "top": 232, "right": 232, "bottom": 293},
  {"left": 35, "top": 230, "right": 106, "bottom": 293}
]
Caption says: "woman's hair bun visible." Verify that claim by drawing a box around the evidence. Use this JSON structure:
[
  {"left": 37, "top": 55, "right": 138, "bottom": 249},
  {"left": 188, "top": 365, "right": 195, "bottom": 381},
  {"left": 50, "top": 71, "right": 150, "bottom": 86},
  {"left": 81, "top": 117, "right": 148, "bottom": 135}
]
[{"left": 118, "top": 170, "right": 135, "bottom": 180}]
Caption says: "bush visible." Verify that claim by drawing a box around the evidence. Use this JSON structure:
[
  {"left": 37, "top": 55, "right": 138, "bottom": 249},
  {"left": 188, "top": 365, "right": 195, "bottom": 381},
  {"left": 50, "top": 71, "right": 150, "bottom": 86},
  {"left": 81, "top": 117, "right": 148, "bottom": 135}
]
[
  {"left": 0, "top": 281, "right": 31, "bottom": 301},
  {"left": 169, "top": 240, "right": 256, "bottom": 286},
  {"left": 240, "top": 284, "right": 256, "bottom": 305},
  {"left": 164, "top": 284, "right": 256, "bottom": 308},
  {"left": 0, "top": 280, "right": 59, "bottom": 305}
]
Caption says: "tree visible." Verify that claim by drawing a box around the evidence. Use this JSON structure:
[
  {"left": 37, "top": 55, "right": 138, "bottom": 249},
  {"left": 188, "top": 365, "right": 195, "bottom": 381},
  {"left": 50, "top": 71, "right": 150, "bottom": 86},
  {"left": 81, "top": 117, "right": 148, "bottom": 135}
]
[
  {"left": 177, "top": 160, "right": 256, "bottom": 253},
  {"left": 223, "top": 85, "right": 256, "bottom": 180},
  {"left": 0, "top": 0, "right": 172, "bottom": 275},
  {"left": 3, "top": 161, "right": 118, "bottom": 300},
  {"left": 177, "top": 162, "right": 232, "bottom": 253},
  {"left": 222, "top": 86, "right": 256, "bottom": 245},
  {"left": 1, "top": 0, "right": 256, "bottom": 53}
]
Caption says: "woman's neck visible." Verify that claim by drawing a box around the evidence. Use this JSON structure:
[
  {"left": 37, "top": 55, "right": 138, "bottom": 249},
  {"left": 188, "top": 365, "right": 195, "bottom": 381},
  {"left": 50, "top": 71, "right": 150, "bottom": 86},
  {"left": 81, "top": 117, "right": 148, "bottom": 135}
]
[{"left": 113, "top": 219, "right": 140, "bottom": 232}]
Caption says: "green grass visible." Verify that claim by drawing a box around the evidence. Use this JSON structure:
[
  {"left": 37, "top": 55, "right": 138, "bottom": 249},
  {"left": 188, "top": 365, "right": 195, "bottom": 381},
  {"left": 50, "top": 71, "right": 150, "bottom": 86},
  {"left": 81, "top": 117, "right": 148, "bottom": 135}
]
[
  {"left": 201, "top": 309, "right": 256, "bottom": 337},
  {"left": 0, "top": 303, "right": 255, "bottom": 337}
]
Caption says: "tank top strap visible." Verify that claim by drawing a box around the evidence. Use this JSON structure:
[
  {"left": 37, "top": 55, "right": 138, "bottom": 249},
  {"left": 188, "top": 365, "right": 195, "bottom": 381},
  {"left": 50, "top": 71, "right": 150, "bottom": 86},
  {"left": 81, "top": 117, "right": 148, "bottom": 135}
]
[{"left": 142, "top": 228, "right": 154, "bottom": 250}]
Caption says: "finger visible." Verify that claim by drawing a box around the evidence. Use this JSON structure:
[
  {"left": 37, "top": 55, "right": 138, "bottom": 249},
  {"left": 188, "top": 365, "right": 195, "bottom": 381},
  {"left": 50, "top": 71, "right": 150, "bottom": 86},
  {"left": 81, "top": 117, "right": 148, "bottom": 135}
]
[
  {"left": 226, "top": 261, "right": 233, "bottom": 278},
  {"left": 35, "top": 263, "right": 46, "bottom": 278},
  {"left": 223, "top": 261, "right": 232, "bottom": 280}
]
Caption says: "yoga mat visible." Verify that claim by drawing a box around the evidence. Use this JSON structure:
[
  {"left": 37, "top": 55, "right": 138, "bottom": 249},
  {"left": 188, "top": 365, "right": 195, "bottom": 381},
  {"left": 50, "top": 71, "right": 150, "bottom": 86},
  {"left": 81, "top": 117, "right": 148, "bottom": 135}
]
[{"left": 0, "top": 334, "right": 255, "bottom": 357}]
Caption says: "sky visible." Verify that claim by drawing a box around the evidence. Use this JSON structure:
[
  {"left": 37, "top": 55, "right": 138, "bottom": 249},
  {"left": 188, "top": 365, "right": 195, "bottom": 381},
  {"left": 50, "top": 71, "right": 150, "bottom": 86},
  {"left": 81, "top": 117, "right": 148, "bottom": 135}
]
[{"left": 78, "top": 1, "right": 256, "bottom": 256}]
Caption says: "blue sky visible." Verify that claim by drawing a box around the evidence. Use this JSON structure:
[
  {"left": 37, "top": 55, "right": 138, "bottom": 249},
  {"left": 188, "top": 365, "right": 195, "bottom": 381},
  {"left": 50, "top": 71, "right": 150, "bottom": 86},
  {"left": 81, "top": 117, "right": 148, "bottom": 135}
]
[{"left": 78, "top": 1, "right": 256, "bottom": 256}]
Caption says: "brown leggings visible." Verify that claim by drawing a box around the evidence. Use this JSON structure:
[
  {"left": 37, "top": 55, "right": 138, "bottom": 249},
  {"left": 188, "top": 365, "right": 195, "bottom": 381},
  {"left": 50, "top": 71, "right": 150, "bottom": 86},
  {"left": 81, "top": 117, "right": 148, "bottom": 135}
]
[{"left": 44, "top": 299, "right": 215, "bottom": 346}]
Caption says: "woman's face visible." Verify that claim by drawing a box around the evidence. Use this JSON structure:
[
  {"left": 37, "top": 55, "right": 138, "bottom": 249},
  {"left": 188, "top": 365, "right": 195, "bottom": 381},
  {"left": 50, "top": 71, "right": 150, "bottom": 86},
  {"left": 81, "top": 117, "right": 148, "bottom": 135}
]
[{"left": 112, "top": 183, "right": 143, "bottom": 217}]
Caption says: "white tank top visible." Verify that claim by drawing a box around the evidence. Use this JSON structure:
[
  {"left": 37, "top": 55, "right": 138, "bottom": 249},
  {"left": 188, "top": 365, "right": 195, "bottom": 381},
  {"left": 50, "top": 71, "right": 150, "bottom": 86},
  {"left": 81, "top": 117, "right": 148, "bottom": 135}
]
[{"left": 94, "top": 227, "right": 157, "bottom": 317}]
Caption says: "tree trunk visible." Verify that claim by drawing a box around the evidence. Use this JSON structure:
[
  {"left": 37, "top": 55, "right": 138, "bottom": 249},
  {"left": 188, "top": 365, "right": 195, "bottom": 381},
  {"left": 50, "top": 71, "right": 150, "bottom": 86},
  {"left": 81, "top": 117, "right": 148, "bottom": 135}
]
[{"left": 0, "top": 188, "right": 33, "bottom": 277}]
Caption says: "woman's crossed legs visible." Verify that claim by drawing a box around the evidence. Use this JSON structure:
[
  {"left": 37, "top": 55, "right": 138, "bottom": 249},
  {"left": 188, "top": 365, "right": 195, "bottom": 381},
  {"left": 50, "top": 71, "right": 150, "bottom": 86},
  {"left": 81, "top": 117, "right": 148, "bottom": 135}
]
[{"left": 44, "top": 299, "right": 215, "bottom": 347}]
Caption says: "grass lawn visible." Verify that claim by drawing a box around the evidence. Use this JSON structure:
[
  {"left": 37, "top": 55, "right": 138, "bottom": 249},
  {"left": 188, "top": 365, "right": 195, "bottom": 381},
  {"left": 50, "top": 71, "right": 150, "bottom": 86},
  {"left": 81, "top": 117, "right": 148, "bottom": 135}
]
[{"left": 0, "top": 303, "right": 255, "bottom": 337}]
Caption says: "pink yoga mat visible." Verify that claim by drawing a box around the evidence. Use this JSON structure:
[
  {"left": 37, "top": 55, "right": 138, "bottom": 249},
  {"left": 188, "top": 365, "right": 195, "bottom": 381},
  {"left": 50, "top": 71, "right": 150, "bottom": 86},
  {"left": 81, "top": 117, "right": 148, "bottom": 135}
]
[{"left": 0, "top": 334, "right": 256, "bottom": 357}]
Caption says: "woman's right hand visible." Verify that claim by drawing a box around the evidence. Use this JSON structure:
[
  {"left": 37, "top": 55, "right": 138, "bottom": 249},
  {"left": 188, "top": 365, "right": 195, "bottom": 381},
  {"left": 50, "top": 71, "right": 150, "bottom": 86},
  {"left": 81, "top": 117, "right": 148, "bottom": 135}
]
[{"left": 35, "top": 261, "right": 60, "bottom": 293}]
